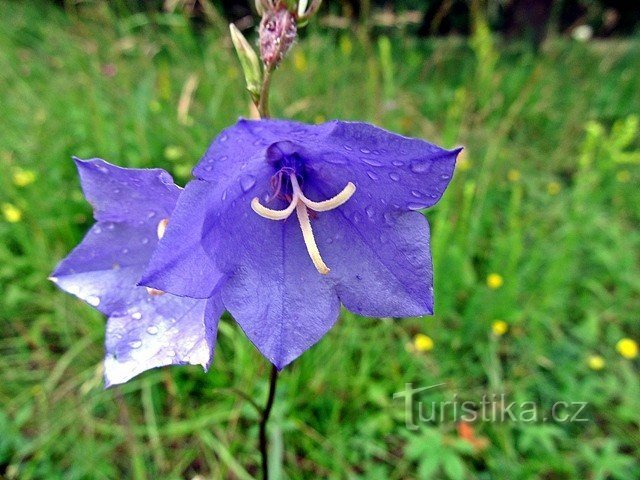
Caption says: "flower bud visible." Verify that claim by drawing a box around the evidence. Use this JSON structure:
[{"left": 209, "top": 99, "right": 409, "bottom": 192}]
[
  {"left": 229, "top": 23, "right": 263, "bottom": 100},
  {"left": 259, "top": 8, "right": 297, "bottom": 69}
]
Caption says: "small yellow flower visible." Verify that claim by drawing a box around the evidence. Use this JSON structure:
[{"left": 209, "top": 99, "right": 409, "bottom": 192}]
[
  {"left": 587, "top": 355, "right": 605, "bottom": 370},
  {"left": 547, "top": 181, "right": 561, "bottom": 195},
  {"left": 491, "top": 320, "right": 508, "bottom": 336},
  {"left": 164, "top": 145, "right": 184, "bottom": 161},
  {"left": 12, "top": 168, "right": 37, "bottom": 187},
  {"left": 486, "top": 273, "right": 503, "bottom": 290},
  {"left": 293, "top": 50, "right": 307, "bottom": 72},
  {"left": 507, "top": 169, "right": 521, "bottom": 182},
  {"left": 340, "top": 35, "right": 353, "bottom": 56},
  {"left": 616, "top": 338, "right": 638, "bottom": 359},
  {"left": 2, "top": 203, "right": 22, "bottom": 223},
  {"left": 616, "top": 170, "right": 630, "bottom": 183},
  {"left": 413, "top": 333, "right": 434, "bottom": 352}
]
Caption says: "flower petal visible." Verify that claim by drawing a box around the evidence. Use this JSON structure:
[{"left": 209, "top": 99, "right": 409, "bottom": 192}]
[
  {"left": 51, "top": 222, "right": 157, "bottom": 315},
  {"left": 74, "top": 158, "right": 180, "bottom": 223},
  {"left": 304, "top": 121, "right": 460, "bottom": 211},
  {"left": 217, "top": 199, "right": 340, "bottom": 369},
  {"left": 104, "top": 293, "right": 221, "bottom": 387}
]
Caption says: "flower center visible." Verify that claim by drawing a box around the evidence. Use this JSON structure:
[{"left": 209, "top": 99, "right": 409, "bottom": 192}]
[{"left": 251, "top": 174, "right": 356, "bottom": 274}]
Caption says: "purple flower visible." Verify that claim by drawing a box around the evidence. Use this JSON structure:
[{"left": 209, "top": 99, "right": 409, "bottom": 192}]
[
  {"left": 50, "top": 159, "right": 222, "bottom": 387},
  {"left": 141, "top": 119, "right": 459, "bottom": 369}
]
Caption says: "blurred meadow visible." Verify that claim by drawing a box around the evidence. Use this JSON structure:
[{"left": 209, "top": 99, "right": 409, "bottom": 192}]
[{"left": 1, "top": 0, "right": 640, "bottom": 479}]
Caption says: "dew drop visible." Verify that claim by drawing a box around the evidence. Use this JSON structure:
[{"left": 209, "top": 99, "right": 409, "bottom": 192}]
[
  {"left": 407, "top": 202, "right": 425, "bottom": 210},
  {"left": 441, "top": 173, "right": 451, "bottom": 180},
  {"left": 113, "top": 188, "right": 121, "bottom": 194},
  {"left": 411, "top": 190, "right": 422, "bottom": 198},
  {"left": 94, "top": 226, "right": 102, "bottom": 234},
  {"left": 360, "top": 148, "right": 371, "bottom": 154},
  {"left": 219, "top": 133, "right": 228, "bottom": 142},
  {"left": 129, "top": 340, "right": 142, "bottom": 349},
  {"left": 362, "top": 158, "right": 384, "bottom": 167},
  {"left": 389, "top": 172, "right": 400, "bottom": 182},
  {"left": 366, "top": 171, "right": 379, "bottom": 181},
  {"left": 146, "top": 326, "right": 159, "bottom": 335},
  {"left": 147, "top": 211, "right": 157, "bottom": 219},
  {"left": 343, "top": 144, "right": 353, "bottom": 151},
  {"left": 392, "top": 160, "right": 404, "bottom": 166},
  {"left": 410, "top": 161, "right": 430, "bottom": 173},
  {"left": 121, "top": 248, "right": 129, "bottom": 254},
  {"left": 352, "top": 212, "right": 362, "bottom": 224},
  {"left": 106, "top": 223, "right": 115, "bottom": 230},
  {"left": 221, "top": 189, "right": 228, "bottom": 201},
  {"left": 204, "top": 165, "right": 213, "bottom": 171},
  {"left": 141, "top": 237, "right": 149, "bottom": 245},
  {"left": 240, "top": 174, "right": 256, "bottom": 192},
  {"left": 365, "top": 206, "right": 375, "bottom": 219},
  {"left": 86, "top": 295, "right": 100, "bottom": 307},
  {"left": 131, "top": 312, "right": 142, "bottom": 320}
]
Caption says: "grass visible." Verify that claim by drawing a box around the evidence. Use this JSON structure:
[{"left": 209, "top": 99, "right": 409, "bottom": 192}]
[{"left": 1, "top": 1, "right": 639, "bottom": 479}]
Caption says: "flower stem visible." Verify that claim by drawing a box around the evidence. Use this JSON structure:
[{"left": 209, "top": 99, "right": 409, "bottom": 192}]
[
  {"left": 259, "top": 364, "right": 279, "bottom": 480},
  {"left": 257, "top": 66, "right": 273, "bottom": 119}
]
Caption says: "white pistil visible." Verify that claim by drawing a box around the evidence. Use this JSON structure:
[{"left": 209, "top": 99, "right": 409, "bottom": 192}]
[
  {"left": 149, "top": 218, "right": 169, "bottom": 297},
  {"left": 251, "top": 174, "right": 356, "bottom": 275}
]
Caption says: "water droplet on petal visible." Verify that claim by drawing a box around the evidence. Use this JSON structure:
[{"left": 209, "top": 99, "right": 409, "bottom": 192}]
[
  {"left": 343, "top": 144, "right": 353, "bottom": 151},
  {"left": 383, "top": 212, "right": 395, "bottom": 225},
  {"left": 352, "top": 212, "right": 362, "bottom": 224},
  {"left": 121, "top": 248, "right": 129, "bottom": 254},
  {"left": 141, "top": 237, "right": 149, "bottom": 245},
  {"left": 219, "top": 133, "right": 228, "bottom": 142},
  {"left": 221, "top": 189, "right": 228, "bottom": 201},
  {"left": 410, "top": 161, "right": 430, "bottom": 173},
  {"left": 389, "top": 172, "right": 400, "bottom": 182},
  {"left": 392, "top": 160, "right": 403, "bottom": 166},
  {"left": 113, "top": 188, "right": 121, "bottom": 194},
  {"left": 147, "top": 211, "right": 157, "bottom": 219},
  {"left": 86, "top": 295, "right": 100, "bottom": 307},
  {"left": 365, "top": 206, "right": 375, "bottom": 218},
  {"left": 240, "top": 174, "right": 256, "bottom": 192},
  {"left": 146, "top": 326, "right": 159, "bottom": 335},
  {"left": 360, "top": 148, "right": 371, "bottom": 154},
  {"left": 366, "top": 171, "right": 379, "bottom": 180},
  {"left": 362, "top": 158, "right": 383, "bottom": 167},
  {"left": 441, "top": 173, "right": 451, "bottom": 180},
  {"left": 411, "top": 190, "right": 422, "bottom": 198},
  {"left": 94, "top": 226, "right": 102, "bottom": 234},
  {"left": 129, "top": 340, "right": 142, "bottom": 349},
  {"left": 407, "top": 202, "right": 425, "bottom": 210},
  {"left": 106, "top": 223, "right": 115, "bottom": 230},
  {"left": 131, "top": 312, "right": 142, "bottom": 320}
]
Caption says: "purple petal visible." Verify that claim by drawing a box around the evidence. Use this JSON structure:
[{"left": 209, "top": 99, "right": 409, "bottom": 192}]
[
  {"left": 74, "top": 158, "right": 180, "bottom": 223},
  {"left": 104, "top": 293, "right": 221, "bottom": 387},
  {"left": 217, "top": 198, "right": 340, "bottom": 369}
]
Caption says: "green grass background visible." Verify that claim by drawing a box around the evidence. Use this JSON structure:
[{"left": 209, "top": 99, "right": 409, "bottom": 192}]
[{"left": 1, "top": 1, "right": 639, "bottom": 479}]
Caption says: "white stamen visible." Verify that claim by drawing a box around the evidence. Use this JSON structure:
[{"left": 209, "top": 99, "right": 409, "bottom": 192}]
[
  {"left": 157, "top": 218, "right": 169, "bottom": 239},
  {"left": 295, "top": 202, "right": 330, "bottom": 275},
  {"left": 250, "top": 173, "right": 356, "bottom": 275},
  {"left": 290, "top": 174, "right": 356, "bottom": 211},
  {"left": 251, "top": 195, "right": 298, "bottom": 220}
]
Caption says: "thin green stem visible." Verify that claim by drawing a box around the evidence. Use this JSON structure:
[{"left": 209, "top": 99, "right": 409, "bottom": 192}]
[
  {"left": 259, "top": 364, "right": 279, "bottom": 480},
  {"left": 257, "top": 67, "right": 274, "bottom": 118}
]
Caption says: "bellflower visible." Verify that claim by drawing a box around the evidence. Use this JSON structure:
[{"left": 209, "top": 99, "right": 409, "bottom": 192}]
[
  {"left": 142, "top": 119, "right": 459, "bottom": 369},
  {"left": 50, "top": 159, "right": 222, "bottom": 387}
]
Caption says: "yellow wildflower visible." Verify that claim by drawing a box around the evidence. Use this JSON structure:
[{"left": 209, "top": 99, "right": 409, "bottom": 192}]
[
  {"left": 413, "top": 333, "right": 434, "bottom": 352},
  {"left": 293, "top": 50, "right": 307, "bottom": 72},
  {"left": 547, "top": 181, "right": 561, "bottom": 195},
  {"left": 486, "top": 273, "right": 503, "bottom": 290},
  {"left": 12, "top": 168, "right": 37, "bottom": 187},
  {"left": 616, "top": 338, "right": 638, "bottom": 359},
  {"left": 507, "top": 169, "right": 521, "bottom": 182},
  {"left": 2, "top": 203, "right": 22, "bottom": 223},
  {"left": 491, "top": 320, "right": 508, "bottom": 336},
  {"left": 587, "top": 355, "right": 605, "bottom": 371}
]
